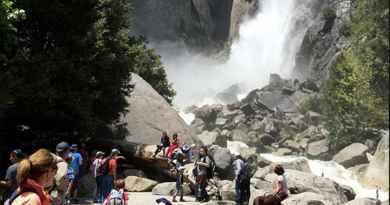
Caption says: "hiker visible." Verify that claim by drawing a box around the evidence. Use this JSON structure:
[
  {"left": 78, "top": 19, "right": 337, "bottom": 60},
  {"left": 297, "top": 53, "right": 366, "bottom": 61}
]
[
  {"left": 101, "top": 148, "right": 125, "bottom": 200},
  {"left": 172, "top": 152, "right": 185, "bottom": 202},
  {"left": 166, "top": 133, "right": 180, "bottom": 159},
  {"left": 180, "top": 144, "right": 194, "bottom": 163},
  {"left": 91, "top": 151, "right": 105, "bottom": 203},
  {"left": 51, "top": 142, "right": 71, "bottom": 205},
  {"left": 67, "top": 144, "right": 83, "bottom": 203},
  {"left": 0, "top": 149, "right": 24, "bottom": 202},
  {"left": 6, "top": 149, "right": 57, "bottom": 205},
  {"left": 253, "top": 164, "right": 288, "bottom": 205},
  {"left": 233, "top": 155, "right": 250, "bottom": 205},
  {"left": 153, "top": 131, "right": 171, "bottom": 158},
  {"left": 194, "top": 146, "right": 211, "bottom": 202},
  {"left": 102, "top": 179, "right": 128, "bottom": 205}
]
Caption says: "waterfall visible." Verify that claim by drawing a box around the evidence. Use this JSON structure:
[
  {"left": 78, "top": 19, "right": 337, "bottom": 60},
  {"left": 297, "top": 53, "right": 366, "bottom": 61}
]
[{"left": 156, "top": 0, "right": 315, "bottom": 108}]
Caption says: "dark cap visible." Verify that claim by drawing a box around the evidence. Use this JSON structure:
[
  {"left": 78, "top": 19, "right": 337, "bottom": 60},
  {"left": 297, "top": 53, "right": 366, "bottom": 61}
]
[
  {"left": 12, "top": 149, "right": 24, "bottom": 159},
  {"left": 56, "top": 142, "right": 70, "bottom": 152}
]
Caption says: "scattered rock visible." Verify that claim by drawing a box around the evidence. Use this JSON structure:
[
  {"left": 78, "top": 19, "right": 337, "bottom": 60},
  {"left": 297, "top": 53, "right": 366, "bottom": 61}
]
[
  {"left": 152, "top": 182, "right": 191, "bottom": 196},
  {"left": 307, "top": 139, "right": 330, "bottom": 159},
  {"left": 273, "top": 148, "right": 292, "bottom": 156},
  {"left": 282, "top": 192, "right": 330, "bottom": 205},
  {"left": 342, "top": 198, "right": 378, "bottom": 205},
  {"left": 304, "top": 111, "right": 322, "bottom": 126},
  {"left": 198, "top": 130, "right": 219, "bottom": 146}
]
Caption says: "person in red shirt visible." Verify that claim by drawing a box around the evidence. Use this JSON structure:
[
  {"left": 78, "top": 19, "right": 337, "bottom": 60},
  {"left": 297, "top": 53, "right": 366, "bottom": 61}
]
[{"left": 166, "top": 133, "right": 180, "bottom": 159}]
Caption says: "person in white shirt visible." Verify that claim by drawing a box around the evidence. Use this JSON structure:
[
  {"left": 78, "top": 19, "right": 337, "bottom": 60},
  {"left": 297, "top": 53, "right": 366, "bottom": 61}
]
[{"left": 91, "top": 151, "right": 105, "bottom": 203}]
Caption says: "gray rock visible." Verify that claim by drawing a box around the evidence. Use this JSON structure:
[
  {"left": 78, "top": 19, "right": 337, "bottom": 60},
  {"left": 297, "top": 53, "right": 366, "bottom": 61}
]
[
  {"left": 258, "top": 133, "right": 275, "bottom": 146},
  {"left": 152, "top": 182, "right": 191, "bottom": 196},
  {"left": 201, "top": 200, "right": 236, "bottom": 205},
  {"left": 209, "top": 146, "right": 233, "bottom": 177},
  {"left": 215, "top": 117, "right": 228, "bottom": 126},
  {"left": 232, "top": 129, "right": 248, "bottom": 142},
  {"left": 304, "top": 111, "right": 322, "bottom": 126},
  {"left": 282, "top": 192, "right": 331, "bottom": 205},
  {"left": 121, "top": 73, "right": 198, "bottom": 145},
  {"left": 284, "top": 139, "right": 302, "bottom": 152},
  {"left": 342, "top": 198, "right": 378, "bottom": 205},
  {"left": 307, "top": 139, "right": 330, "bottom": 159},
  {"left": 198, "top": 130, "right": 219, "bottom": 146},
  {"left": 273, "top": 148, "right": 293, "bottom": 156},
  {"left": 124, "top": 176, "right": 158, "bottom": 192},
  {"left": 122, "top": 169, "right": 146, "bottom": 178},
  {"left": 333, "top": 143, "right": 369, "bottom": 168}
]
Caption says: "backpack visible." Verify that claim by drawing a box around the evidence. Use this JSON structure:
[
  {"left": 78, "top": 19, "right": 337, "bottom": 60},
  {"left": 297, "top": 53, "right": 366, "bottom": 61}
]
[
  {"left": 203, "top": 156, "right": 216, "bottom": 179},
  {"left": 98, "top": 157, "right": 110, "bottom": 175},
  {"left": 107, "top": 189, "right": 125, "bottom": 205}
]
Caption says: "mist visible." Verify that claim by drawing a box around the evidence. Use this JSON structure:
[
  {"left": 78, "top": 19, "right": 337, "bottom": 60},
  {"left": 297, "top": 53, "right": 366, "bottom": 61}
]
[{"left": 152, "top": 0, "right": 315, "bottom": 109}]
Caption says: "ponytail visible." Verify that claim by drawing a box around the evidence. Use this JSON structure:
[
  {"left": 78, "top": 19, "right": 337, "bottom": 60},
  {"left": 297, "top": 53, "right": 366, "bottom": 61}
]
[
  {"left": 16, "top": 158, "right": 32, "bottom": 184},
  {"left": 16, "top": 149, "right": 56, "bottom": 185}
]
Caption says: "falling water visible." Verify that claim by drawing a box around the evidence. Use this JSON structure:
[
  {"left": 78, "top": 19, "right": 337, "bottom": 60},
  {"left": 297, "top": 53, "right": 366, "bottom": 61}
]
[{"left": 156, "top": 0, "right": 314, "bottom": 108}]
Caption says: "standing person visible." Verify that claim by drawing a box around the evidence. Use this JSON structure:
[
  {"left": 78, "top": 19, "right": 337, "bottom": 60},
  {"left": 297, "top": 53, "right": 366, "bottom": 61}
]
[
  {"left": 0, "top": 149, "right": 24, "bottom": 202},
  {"left": 172, "top": 152, "right": 185, "bottom": 202},
  {"left": 166, "top": 133, "right": 180, "bottom": 159},
  {"left": 233, "top": 155, "right": 250, "bottom": 205},
  {"left": 194, "top": 146, "right": 211, "bottom": 202},
  {"left": 51, "top": 142, "right": 71, "bottom": 205},
  {"left": 153, "top": 131, "right": 171, "bottom": 158},
  {"left": 68, "top": 144, "right": 83, "bottom": 203},
  {"left": 91, "top": 151, "right": 105, "bottom": 203},
  {"left": 6, "top": 149, "right": 57, "bottom": 205}
]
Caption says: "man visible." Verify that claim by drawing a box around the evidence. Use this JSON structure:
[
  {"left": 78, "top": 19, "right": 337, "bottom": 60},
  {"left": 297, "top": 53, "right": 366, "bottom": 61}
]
[
  {"left": 0, "top": 149, "right": 24, "bottom": 201},
  {"left": 232, "top": 154, "right": 250, "bottom": 205},
  {"left": 194, "top": 146, "right": 211, "bottom": 202},
  {"left": 51, "top": 142, "right": 71, "bottom": 205},
  {"left": 68, "top": 144, "right": 83, "bottom": 202}
]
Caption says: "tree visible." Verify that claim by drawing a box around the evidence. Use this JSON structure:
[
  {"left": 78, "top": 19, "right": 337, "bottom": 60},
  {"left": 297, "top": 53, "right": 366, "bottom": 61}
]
[{"left": 0, "top": 0, "right": 174, "bottom": 146}]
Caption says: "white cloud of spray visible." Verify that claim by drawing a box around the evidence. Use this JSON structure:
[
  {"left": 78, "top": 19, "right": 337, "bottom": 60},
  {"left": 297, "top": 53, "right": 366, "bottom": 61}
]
[{"left": 151, "top": 0, "right": 315, "bottom": 109}]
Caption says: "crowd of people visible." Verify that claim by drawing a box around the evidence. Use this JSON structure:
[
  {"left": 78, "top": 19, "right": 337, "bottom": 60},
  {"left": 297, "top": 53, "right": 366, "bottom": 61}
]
[
  {"left": 0, "top": 131, "right": 289, "bottom": 205},
  {"left": 152, "top": 131, "right": 289, "bottom": 205},
  {"left": 0, "top": 142, "right": 127, "bottom": 205}
]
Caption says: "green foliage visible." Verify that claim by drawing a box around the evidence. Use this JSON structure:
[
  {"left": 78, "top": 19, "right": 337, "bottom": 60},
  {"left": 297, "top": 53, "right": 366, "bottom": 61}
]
[
  {"left": 322, "top": 0, "right": 389, "bottom": 151},
  {"left": 128, "top": 37, "right": 176, "bottom": 104},
  {"left": 0, "top": 0, "right": 175, "bottom": 144}
]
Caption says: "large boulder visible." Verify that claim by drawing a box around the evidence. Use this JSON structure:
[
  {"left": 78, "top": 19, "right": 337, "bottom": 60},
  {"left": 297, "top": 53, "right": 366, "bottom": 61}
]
[
  {"left": 122, "top": 74, "right": 199, "bottom": 145},
  {"left": 282, "top": 192, "right": 331, "bottom": 205},
  {"left": 209, "top": 146, "right": 233, "bottom": 178},
  {"left": 307, "top": 139, "right": 330, "bottom": 159},
  {"left": 362, "top": 130, "right": 389, "bottom": 191},
  {"left": 333, "top": 143, "right": 369, "bottom": 168},
  {"left": 198, "top": 130, "right": 219, "bottom": 146},
  {"left": 342, "top": 198, "right": 378, "bottom": 205},
  {"left": 262, "top": 169, "right": 354, "bottom": 204},
  {"left": 124, "top": 176, "right": 158, "bottom": 192}
]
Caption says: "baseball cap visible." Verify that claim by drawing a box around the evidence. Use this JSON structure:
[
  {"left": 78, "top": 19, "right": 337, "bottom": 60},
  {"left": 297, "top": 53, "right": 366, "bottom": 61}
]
[
  {"left": 111, "top": 148, "right": 121, "bottom": 154},
  {"left": 12, "top": 149, "right": 24, "bottom": 159},
  {"left": 96, "top": 151, "right": 105, "bottom": 156},
  {"left": 56, "top": 142, "right": 70, "bottom": 152}
]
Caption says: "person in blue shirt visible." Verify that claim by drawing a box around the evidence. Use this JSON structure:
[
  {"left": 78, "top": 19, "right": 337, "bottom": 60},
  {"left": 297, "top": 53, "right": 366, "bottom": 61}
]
[{"left": 67, "top": 144, "right": 83, "bottom": 203}]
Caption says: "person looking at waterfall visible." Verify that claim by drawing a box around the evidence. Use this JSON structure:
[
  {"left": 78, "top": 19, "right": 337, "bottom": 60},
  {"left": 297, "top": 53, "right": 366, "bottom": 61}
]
[
  {"left": 272, "top": 164, "right": 288, "bottom": 202},
  {"left": 153, "top": 131, "right": 170, "bottom": 158}
]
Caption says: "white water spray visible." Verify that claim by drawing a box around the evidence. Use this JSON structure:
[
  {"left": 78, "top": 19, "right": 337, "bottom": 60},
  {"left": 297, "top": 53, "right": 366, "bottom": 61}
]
[{"left": 156, "top": 0, "right": 314, "bottom": 108}]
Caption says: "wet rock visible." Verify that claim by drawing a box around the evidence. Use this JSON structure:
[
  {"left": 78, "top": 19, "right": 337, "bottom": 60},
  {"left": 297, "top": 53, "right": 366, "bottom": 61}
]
[
  {"left": 304, "top": 111, "right": 322, "bottom": 126},
  {"left": 273, "top": 148, "right": 293, "bottom": 156},
  {"left": 282, "top": 192, "right": 330, "bottom": 205},
  {"left": 307, "top": 139, "right": 330, "bottom": 160}
]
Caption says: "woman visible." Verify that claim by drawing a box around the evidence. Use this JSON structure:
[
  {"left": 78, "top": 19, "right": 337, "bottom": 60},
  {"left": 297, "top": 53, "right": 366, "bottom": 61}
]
[
  {"left": 253, "top": 164, "right": 288, "bottom": 205},
  {"left": 8, "top": 149, "right": 57, "bottom": 205},
  {"left": 194, "top": 146, "right": 211, "bottom": 202}
]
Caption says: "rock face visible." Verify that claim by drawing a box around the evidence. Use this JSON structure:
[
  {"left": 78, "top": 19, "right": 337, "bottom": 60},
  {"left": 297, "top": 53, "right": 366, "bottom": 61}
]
[
  {"left": 332, "top": 143, "right": 369, "bottom": 168},
  {"left": 362, "top": 130, "right": 389, "bottom": 191},
  {"left": 124, "top": 176, "right": 158, "bottom": 192},
  {"left": 132, "top": 0, "right": 258, "bottom": 53},
  {"left": 293, "top": 0, "right": 354, "bottom": 83},
  {"left": 122, "top": 73, "right": 199, "bottom": 145},
  {"left": 282, "top": 192, "right": 331, "bottom": 205},
  {"left": 342, "top": 198, "right": 378, "bottom": 205}
]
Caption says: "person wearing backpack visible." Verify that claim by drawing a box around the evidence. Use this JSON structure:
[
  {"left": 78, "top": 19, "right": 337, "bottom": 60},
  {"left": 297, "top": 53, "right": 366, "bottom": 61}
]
[
  {"left": 194, "top": 146, "right": 211, "bottom": 202},
  {"left": 153, "top": 131, "right": 171, "bottom": 158},
  {"left": 91, "top": 151, "right": 105, "bottom": 203},
  {"left": 103, "top": 179, "right": 128, "bottom": 205},
  {"left": 6, "top": 149, "right": 57, "bottom": 205},
  {"left": 233, "top": 154, "right": 250, "bottom": 205},
  {"left": 172, "top": 152, "right": 185, "bottom": 202}
]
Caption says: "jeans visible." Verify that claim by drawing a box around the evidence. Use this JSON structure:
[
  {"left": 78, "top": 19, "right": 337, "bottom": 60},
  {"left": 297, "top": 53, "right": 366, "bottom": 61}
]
[
  {"left": 236, "top": 177, "right": 250, "bottom": 205},
  {"left": 101, "top": 175, "right": 114, "bottom": 202},
  {"left": 95, "top": 175, "right": 103, "bottom": 202},
  {"left": 235, "top": 179, "right": 242, "bottom": 205}
]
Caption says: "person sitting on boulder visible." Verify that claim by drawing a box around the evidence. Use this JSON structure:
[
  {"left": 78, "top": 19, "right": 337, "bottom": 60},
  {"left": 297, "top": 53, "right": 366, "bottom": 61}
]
[
  {"left": 153, "top": 131, "right": 171, "bottom": 158},
  {"left": 180, "top": 144, "right": 194, "bottom": 163},
  {"left": 253, "top": 164, "right": 288, "bottom": 205},
  {"left": 166, "top": 133, "right": 180, "bottom": 159}
]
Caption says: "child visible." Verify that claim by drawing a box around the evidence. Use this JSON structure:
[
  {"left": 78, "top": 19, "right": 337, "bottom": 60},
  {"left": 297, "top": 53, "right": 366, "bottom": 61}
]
[
  {"left": 103, "top": 179, "right": 129, "bottom": 205},
  {"left": 172, "top": 152, "right": 185, "bottom": 202}
]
